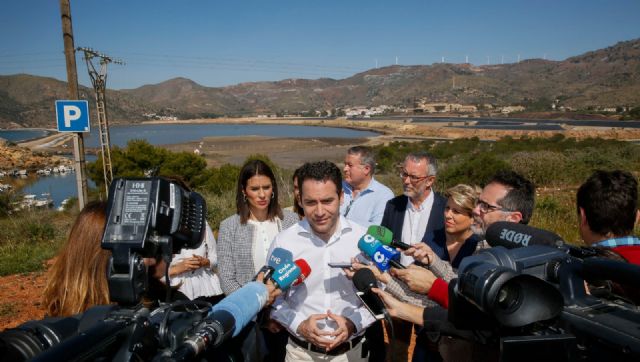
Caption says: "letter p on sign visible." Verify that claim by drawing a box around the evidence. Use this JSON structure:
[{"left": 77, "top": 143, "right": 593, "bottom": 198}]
[{"left": 55, "top": 100, "right": 90, "bottom": 132}]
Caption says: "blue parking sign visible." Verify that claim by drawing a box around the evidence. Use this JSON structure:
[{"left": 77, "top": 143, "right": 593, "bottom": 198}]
[{"left": 55, "top": 100, "right": 90, "bottom": 132}]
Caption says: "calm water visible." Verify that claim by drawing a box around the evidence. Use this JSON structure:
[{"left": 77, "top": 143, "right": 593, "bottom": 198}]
[
  {"left": 2, "top": 124, "right": 378, "bottom": 207},
  {"left": 0, "top": 129, "right": 51, "bottom": 142}
]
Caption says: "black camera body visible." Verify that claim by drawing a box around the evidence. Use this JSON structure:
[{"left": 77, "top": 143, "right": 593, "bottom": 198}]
[
  {"left": 448, "top": 244, "right": 640, "bottom": 361},
  {"left": 0, "top": 177, "right": 213, "bottom": 361}
]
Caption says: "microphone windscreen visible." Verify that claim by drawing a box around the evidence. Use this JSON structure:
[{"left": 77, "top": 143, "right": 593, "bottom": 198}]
[
  {"left": 268, "top": 247, "right": 294, "bottom": 268},
  {"left": 271, "top": 260, "right": 301, "bottom": 290},
  {"left": 293, "top": 259, "right": 311, "bottom": 286},
  {"left": 352, "top": 268, "right": 377, "bottom": 292},
  {"left": 210, "top": 281, "right": 268, "bottom": 337},
  {"left": 358, "top": 234, "right": 381, "bottom": 257},
  {"left": 367, "top": 225, "right": 394, "bottom": 246},
  {"left": 485, "top": 222, "right": 564, "bottom": 249}
]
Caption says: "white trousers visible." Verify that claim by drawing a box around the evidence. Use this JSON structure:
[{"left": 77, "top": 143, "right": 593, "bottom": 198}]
[{"left": 284, "top": 339, "right": 369, "bottom": 362}]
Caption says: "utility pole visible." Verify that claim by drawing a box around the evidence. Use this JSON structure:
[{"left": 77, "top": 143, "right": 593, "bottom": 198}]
[
  {"left": 78, "top": 47, "right": 123, "bottom": 195},
  {"left": 59, "top": 0, "right": 88, "bottom": 210}
]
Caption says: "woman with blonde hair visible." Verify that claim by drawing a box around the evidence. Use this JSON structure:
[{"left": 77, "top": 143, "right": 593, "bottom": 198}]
[{"left": 42, "top": 201, "right": 110, "bottom": 317}]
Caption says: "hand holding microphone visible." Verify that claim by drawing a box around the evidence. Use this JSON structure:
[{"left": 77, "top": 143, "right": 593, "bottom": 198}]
[{"left": 357, "top": 232, "right": 405, "bottom": 271}]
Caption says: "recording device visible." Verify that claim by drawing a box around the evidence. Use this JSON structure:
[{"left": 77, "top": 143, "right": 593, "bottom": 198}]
[
  {"left": 0, "top": 177, "right": 275, "bottom": 361},
  {"left": 448, "top": 223, "right": 640, "bottom": 361},
  {"left": 292, "top": 259, "right": 311, "bottom": 286},
  {"left": 352, "top": 269, "right": 387, "bottom": 320},
  {"left": 367, "top": 225, "right": 411, "bottom": 250},
  {"left": 102, "top": 177, "right": 207, "bottom": 305},
  {"left": 485, "top": 221, "right": 565, "bottom": 249},
  {"left": 357, "top": 233, "right": 405, "bottom": 271},
  {"left": 255, "top": 248, "right": 311, "bottom": 289},
  {"left": 328, "top": 262, "right": 354, "bottom": 268}
]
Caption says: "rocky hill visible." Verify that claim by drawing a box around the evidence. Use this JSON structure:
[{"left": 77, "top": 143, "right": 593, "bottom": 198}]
[{"left": 1, "top": 38, "right": 639, "bottom": 128}]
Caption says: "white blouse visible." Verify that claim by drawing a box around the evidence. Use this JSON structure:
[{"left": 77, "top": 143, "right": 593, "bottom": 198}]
[
  {"left": 249, "top": 218, "right": 281, "bottom": 274},
  {"left": 169, "top": 222, "right": 223, "bottom": 299}
]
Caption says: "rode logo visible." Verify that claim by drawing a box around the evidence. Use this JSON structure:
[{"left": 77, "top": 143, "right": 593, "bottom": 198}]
[{"left": 499, "top": 228, "right": 532, "bottom": 246}]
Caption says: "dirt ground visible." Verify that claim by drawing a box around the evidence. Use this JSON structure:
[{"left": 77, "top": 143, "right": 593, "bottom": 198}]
[{"left": 0, "top": 269, "right": 48, "bottom": 330}]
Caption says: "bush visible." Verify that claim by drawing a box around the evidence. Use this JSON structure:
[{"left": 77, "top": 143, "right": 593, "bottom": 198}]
[{"left": 510, "top": 151, "right": 568, "bottom": 186}]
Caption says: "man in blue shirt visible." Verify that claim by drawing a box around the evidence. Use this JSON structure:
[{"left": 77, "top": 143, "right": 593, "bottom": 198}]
[{"left": 341, "top": 146, "right": 394, "bottom": 227}]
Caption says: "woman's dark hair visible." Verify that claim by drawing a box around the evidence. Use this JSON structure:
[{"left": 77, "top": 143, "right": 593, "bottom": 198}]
[
  {"left": 292, "top": 166, "right": 305, "bottom": 218},
  {"left": 236, "top": 159, "right": 283, "bottom": 224}
]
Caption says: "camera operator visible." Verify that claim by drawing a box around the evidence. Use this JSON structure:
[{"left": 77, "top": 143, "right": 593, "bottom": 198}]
[{"left": 577, "top": 170, "right": 640, "bottom": 265}]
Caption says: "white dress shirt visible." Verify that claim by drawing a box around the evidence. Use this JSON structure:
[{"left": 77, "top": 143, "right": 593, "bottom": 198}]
[
  {"left": 268, "top": 216, "right": 376, "bottom": 340},
  {"left": 249, "top": 218, "right": 280, "bottom": 274},
  {"left": 400, "top": 191, "right": 434, "bottom": 266}
]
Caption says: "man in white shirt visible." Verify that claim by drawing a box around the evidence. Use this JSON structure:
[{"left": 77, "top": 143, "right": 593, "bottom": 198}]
[
  {"left": 379, "top": 151, "right": 446, "bottom": 362},
  {"left": 341, "top": 146, "right": 394, "bottom": 227},
  {"left": 268, "top": 161, "right": 376, "bottom": 361}
]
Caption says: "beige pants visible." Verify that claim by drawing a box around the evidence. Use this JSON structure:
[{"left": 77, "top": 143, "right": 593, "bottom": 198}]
[{"left": 285, "top": 339, "right": 368, "bottom": 362}]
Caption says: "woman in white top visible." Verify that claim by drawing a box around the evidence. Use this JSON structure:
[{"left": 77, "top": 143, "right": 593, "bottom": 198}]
[{"left": 168, "top": 221, "right": 224, "bottom": 305}]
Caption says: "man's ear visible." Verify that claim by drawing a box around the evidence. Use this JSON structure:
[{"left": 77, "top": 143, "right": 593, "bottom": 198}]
[
  {"left": 505, "top": 211, "right": 523, "bottom": 224},
  {"left": 579, "top": 207, "right": 589, "bottom": 228},
  {"left": 339, "top": 189, "right": 344, "bottom": 205}
]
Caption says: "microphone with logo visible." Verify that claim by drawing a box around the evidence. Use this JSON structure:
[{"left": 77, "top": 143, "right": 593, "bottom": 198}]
[
  {"left": 357, "top": 233, "right": 406, "bottom": 271},
  {"left": 485, "top": 222, "right": 564, "bottom": 249},
  {"left": 367, "top": 225, "right": 411, "bottom": 250}
]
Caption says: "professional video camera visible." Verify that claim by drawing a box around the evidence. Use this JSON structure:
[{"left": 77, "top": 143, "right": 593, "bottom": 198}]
[
  {"left": 0, "top": 177, "right": 269, "bottom": 361},
  {"left": 447, "top": 222, "right": 640, "bottom": 362}
]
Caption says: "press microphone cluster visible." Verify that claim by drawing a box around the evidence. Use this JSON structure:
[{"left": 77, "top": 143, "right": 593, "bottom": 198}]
[
  {"left": 367, "top": 225, "right": 411, "bottom": 250},
  {"left": 358, "top": 229, "right": 405, "bottom": 271}
]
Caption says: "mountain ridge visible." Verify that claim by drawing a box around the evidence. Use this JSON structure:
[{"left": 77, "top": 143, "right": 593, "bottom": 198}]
[{"left": 1, "top": 38, "right": 639, "bottom": 128}]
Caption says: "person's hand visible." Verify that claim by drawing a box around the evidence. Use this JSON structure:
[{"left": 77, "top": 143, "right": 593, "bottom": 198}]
[
  {"left": 350, "top": 257, "right": 391, "bottom": 284},
  {"left": 404, "top": 243, "right": 436, "bottom": 265},
  {"left": 193, "top": 254, "right": 210, "bottom": 268},
  {"left": 170, "top": 257, "right": 200, "bottom": 276},
  {"left": 297, "top": 313, "right": 333, "bottom": 349},
  {"left": 325, "top": 310, "right": 355, "bottom": 351},
  {"left": 371, "top": 288, "right": 424, "bottom": 326},
  {"left": 255, "top": 272, "right": 282, "bottom": 306},
  {"left": 390, "top": 264, "right": 437, "bottom": 294}
]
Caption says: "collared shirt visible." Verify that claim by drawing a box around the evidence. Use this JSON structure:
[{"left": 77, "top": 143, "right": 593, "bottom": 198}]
[
  {"left": 400, "top": 191, "right": 434, "bottom": 266},
  {"left": 268, "top": 216, "right": 376, "bottom": 340},
  {"left": 340, "top": 177, "right": 395, "bottom": 227},
  {"left": 595, "top": 236, "right": 640, "bottom": 248}
]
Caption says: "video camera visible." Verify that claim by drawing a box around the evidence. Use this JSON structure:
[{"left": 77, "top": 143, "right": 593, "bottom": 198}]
[
  {"left": 0, "top": 177, "right": 266, "bottom": 361},
  {"left": 447, "top": 222, "right": 640, "bottom": 362}
]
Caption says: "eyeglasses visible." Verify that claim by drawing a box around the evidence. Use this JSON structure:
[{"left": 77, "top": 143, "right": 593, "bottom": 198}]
[
  {"left": 399, "top": 171, "right": 429, "bottom": 183},
  {"left": 476, "top": 200, "right": 512, "bottom": 214}
]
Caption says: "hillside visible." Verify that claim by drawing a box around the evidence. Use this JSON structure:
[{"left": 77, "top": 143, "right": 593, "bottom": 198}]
[{"left": 1, "top": 38, "right": 639, "bottom": 128}]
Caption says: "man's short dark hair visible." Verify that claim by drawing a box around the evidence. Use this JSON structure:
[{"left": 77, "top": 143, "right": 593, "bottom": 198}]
[
  {"left": 489, "top": 170, "right": 535, "bottom": 224},
  {"left": 577, "top": 170, "right": 638, "bottom": 237},
  {"left": 347, "top": 146, "right": 376, "bottom": 174},
  {"left": 297, "top": 161, "right": 343, "bottom": 196}
]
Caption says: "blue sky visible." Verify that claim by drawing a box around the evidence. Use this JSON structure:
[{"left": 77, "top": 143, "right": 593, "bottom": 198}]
[{"left": 1, "top": 0, "right": 638, "bottom": 90}]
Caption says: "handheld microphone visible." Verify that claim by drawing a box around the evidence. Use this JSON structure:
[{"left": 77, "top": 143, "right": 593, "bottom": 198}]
[
  {"left": 485, "top": 222, "right": 564, "bottom": 249},
  {"left": 270, "top": 260, "right": 302, "bottom": 290},
  {"left": 292, "top": 259, "right": 311, "bottom": 286},
  {"left": 173, "top": 281, "right": 269, "bottom": 359},
  {"left": 367, "top": 225, "right": 411, "bottom": 250},
  {"left": 357, "top": 233, "right": 405, "bottom": 271},
  {"left": 352, "top": 268, "right": 387, "bottom": 320},
  {"left": 253, "top": 247, "right": 296, "bottom": 283}
]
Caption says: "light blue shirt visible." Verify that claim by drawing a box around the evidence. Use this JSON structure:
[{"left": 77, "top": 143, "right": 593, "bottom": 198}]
[{"left": 340, "top": 177, "right": 394, "bottom": 227}]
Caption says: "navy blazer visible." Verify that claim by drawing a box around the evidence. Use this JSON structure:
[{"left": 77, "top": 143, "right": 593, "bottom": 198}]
[{"left": 380, "top": 192, "right": 447, "bottom": 251}]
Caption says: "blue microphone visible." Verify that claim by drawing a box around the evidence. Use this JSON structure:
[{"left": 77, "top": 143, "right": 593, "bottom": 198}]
[
  {"left": 269, "top": 247, "right": 294, "bottom": 268},
  {"left": 271, "top": 260, "right": 302, "bottom": 290},
  {"left": 173, "top": 281, "right": 269, "bottom": 359},
  {"left": 357, "top": 233, "right": 405, "bottom": 271}
]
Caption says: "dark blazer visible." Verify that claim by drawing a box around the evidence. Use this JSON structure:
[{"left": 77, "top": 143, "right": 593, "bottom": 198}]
[{"left": 381, "top": 192, "right": 447, "bottom": 251}]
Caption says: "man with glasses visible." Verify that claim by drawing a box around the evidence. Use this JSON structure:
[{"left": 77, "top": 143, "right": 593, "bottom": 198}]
[
  {"left": 340, "top": 146, "right": 394, "bottom": 227},
  {"left": 378, "top": 151, "right": 447, "bottom": 362},
  {"left": 472, "top": 170, "right": 535, "bottom": 237}
]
